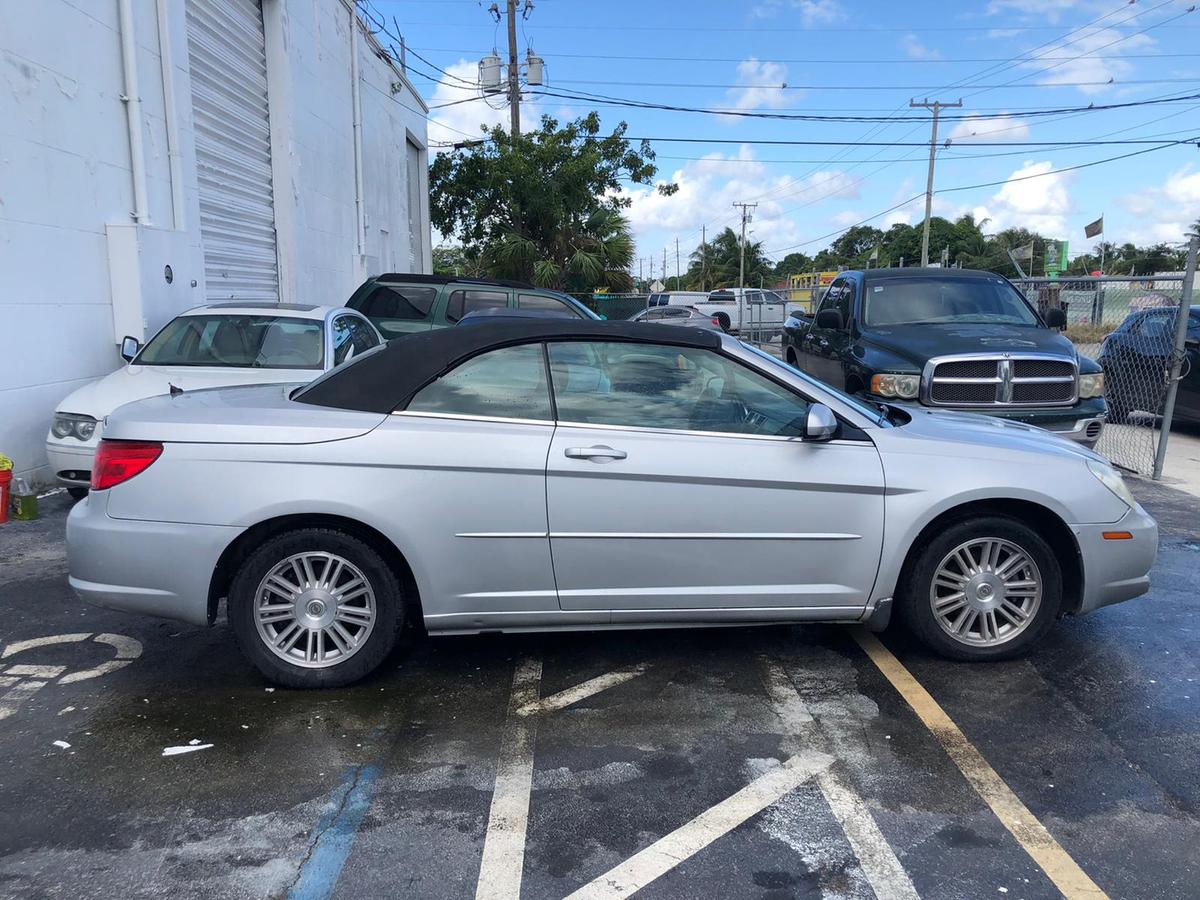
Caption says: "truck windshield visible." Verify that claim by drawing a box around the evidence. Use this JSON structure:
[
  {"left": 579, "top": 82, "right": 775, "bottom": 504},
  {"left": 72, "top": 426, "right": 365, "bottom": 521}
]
[{"left": 863, "top": 277, "right": 1039, "bottom": 328}]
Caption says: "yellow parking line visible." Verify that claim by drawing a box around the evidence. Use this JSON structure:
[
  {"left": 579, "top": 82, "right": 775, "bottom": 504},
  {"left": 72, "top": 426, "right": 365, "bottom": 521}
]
[{"left": 853, "top": 629, "right": 1108, "bottom": 900}]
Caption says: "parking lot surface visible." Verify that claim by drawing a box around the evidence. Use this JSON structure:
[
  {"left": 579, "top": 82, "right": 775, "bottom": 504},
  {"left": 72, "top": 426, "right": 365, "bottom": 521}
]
[{"left": 1, "top": 481, "right": 1197, "bottom": 900}]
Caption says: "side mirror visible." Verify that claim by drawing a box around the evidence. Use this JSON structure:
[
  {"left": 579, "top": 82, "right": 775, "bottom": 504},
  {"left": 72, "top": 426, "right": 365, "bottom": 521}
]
[
  {"left": 814, "top": 309, "right": 844, "bottom": 330},
  {"left": 804, "top": 403, "right": 839, "bottom": 442},
  {"left": 120, "top": 335, "right": 140, "bottom": 362},
  {"left": 1045, "top": 308, "right": 1067, "bottom": 329}
]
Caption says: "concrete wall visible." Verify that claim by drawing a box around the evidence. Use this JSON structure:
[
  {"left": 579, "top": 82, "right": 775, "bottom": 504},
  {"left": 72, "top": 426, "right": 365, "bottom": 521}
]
[{"left": 0, "top": 0, "right": 429, "bottom": 482}]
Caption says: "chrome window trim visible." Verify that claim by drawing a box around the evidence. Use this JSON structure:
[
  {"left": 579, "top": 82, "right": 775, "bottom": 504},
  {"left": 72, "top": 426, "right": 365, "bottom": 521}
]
[
  {"left": 921, "top": 351, "right": 1079, "bottom": 408},
  {"left": 391, "top": 411, "right": 554, "bottom": 427}
]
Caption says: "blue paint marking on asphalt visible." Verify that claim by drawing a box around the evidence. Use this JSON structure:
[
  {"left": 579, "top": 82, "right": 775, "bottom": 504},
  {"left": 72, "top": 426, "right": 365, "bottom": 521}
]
[{"left": 287, "top": 764, "right": 381, "bottom": 900}]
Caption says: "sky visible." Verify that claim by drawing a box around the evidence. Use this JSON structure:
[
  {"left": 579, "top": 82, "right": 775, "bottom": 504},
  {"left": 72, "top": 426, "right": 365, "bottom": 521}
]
[{"left": 373, "top": 0, "right": 1200, "bottom": 274}]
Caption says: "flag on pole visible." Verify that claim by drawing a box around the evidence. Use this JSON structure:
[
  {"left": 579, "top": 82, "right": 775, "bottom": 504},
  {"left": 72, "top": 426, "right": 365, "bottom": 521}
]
[
  {"left": 1011, "top": 243, "right": 1033, "bottom": 258},
  {"left": 868, "top": 246, "right": 879, "bottom": 262},
  {"left": 1084, "top": 216, "right": 1104, "bottom": 239}
]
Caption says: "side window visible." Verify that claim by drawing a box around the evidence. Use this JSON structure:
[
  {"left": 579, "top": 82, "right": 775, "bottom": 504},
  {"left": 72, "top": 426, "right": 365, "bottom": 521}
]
[
  {"left": 346, "top": 317, "right": 380, "bottom": 352},
  {"left": 405, "top": 344, "right": 552, "bottom": 421},
  {"left": 518, "top": 293, "right": 583, "bottom": 318},
  {"left": 445, "top": 289, "right": 509, "bottom": 323},
  {"left": 817, "top": 280, "right": 852, "bottom": 329},
  {"left": 1189, "top": 313, "right": 1200, "bottom": 338},
  {"left": 331, "top": 316, "right": 355, "bottom": 366},
  {"left": 360, "top": 286, "right": 437, "bottom": 322},
  {"left": 547, "top": 342, "right": 809, "bottom": 438},
  {"left": 1138, "top": 314, "right": 1172, "bottom": 341}
]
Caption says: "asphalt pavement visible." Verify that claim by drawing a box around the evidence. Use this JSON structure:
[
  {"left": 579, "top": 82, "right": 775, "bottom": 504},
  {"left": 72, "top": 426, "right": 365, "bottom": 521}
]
[{"left": 0, "top": 480, "right": 1196, "bottom": 900}]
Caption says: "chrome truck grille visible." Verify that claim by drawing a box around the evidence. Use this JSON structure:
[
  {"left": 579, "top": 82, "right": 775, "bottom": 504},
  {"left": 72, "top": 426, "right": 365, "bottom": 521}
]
[{"left": 923, "top": 355, "right": 1078, "bottom": 407}]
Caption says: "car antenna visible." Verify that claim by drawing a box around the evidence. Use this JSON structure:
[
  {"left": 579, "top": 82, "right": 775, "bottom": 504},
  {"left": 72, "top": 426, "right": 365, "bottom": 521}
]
[{"left": 169, "top": 383, "right": 183, "bottom": 395}]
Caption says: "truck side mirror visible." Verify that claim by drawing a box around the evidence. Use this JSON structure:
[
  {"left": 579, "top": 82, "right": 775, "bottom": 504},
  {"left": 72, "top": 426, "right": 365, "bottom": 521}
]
[
  {"left": 1045, "top": 308, "right": 1067, "bottom": 329},
  {"left": 814, "top": 309, "right": 844, "bottom": 330},
  {"left": 120, "top": 336, "right": 140, "bottom": 362}
]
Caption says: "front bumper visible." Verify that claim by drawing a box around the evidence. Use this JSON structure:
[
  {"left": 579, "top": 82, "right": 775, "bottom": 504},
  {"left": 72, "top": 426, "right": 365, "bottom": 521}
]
[
  {"left": 67, "top": 492, "right": 241, "bottom": 626},
  {"left": 1073, "top": 503, "right": 1158, "bottom": 615},
  {"left": 45, "top": 438, "right": 98, "bottom": 486},
  {"left": 926, "top": 397, "right": 1108, "bottom": 447}
]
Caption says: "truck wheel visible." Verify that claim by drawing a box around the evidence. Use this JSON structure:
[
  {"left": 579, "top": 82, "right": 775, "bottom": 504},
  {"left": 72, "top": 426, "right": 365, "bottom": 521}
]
[
  {"left": 785, "top": 347, "right": 798, "bottom": 367},
  {"left": 228, "top": 528, "right": 404, "bottom": 688},
  {"left": 715, "top": 312, "right": 731, "bottom": 332},
  {"left": 899, "top": 516, "right": 1061, "bottom": 661}
]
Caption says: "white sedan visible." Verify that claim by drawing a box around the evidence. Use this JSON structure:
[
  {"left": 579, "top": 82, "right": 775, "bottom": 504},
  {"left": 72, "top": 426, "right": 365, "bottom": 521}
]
[{"left": 47, "top": 302, "right": 381, "bottom": 496}]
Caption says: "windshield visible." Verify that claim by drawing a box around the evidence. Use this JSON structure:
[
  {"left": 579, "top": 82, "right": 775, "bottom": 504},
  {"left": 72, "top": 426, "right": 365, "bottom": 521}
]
[
  {"left": 739, "top": 342, "right": 888, "bottom": 426},
  {"left": 136, "top": 315, "right": 325, "bottom": 369},
  {"left": 863, "top": 277, "right": 1039, "bottom": 328}
]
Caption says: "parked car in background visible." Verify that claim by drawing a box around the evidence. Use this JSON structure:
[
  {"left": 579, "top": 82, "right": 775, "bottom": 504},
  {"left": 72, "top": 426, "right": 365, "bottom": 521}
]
[
  {"left": 346, "top": 273, "right": 593, "bottom": 338},
  {"left": 782, "top": 268, "right": 1108, "bottom": 447},
  {"left": 629, "top": 305, "right": 724, "bottom": 330},
  {"left": 46, "top": 303, "right": 381, "bottom": 497},
  {"left": 691, "top": 288, "right": 788, "bottom": 336},
  {"left": 1098, "top": 305, "right": 1200, "bottom": 424},
  {"left": 69, "top": 319, "right": 1155, "bottom": 687}
]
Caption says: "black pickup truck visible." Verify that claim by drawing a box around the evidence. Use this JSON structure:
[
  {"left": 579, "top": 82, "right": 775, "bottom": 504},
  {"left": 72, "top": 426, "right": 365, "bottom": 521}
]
[{"left": 781, "top": 268, "right": 1107, "bottom": 447}]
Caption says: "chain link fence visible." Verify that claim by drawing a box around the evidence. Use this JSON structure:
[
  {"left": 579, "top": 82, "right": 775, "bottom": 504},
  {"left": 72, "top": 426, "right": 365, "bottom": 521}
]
[
  {"left": 1012, "top": 275, "right": 1191, "bottom": 476},
  {"left": 572, "top": 293, "right": 651, "bottom": 321}
]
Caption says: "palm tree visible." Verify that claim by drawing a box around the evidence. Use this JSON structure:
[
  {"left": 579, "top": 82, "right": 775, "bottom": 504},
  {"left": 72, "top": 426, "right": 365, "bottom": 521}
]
[{"left": 485, "top": 209, "right": 635, "bottom": 292}]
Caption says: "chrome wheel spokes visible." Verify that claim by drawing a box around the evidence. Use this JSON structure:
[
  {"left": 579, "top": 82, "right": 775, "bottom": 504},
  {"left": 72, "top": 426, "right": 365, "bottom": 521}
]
[
  {"left": 253, "top": 552, "right": 376, "bottom": 669},
  {"left": 930, "top": 537, "right": 1042, "bottom": 647}
]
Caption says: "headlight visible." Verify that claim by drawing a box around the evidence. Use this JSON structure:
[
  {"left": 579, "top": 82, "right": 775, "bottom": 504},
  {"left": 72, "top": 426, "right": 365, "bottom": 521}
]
[
  {"left": 51, "top": 413, "right": 99, "bottom": 442},
  {"left": 1088, "top": 460, "right": 1136, "bottom": 509},
  {"left": 870, "top": 373, "right": 921, "bottom": 400},
  {"left": 1079, "top": 373, "right": 1105, "bottom": 399}
]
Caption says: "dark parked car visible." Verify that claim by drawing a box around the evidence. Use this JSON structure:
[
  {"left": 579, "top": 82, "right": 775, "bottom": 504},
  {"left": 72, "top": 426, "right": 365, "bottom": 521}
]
[
  {"left": 782, "top": 268, "right": 1108, "bottom": 447},
  {"left": 629, "top": 305, "right": 725, "bottom": 330},
  {"left": 1098, "top": 305, "right": 1200, "bottom": 425},
  {"left": 347, "top": 273, "right": 596, "bottom": 339}
]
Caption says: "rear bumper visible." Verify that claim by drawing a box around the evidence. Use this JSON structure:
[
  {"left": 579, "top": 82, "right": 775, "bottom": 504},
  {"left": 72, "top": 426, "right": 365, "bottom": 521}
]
[
  {"left": 67, "top": 493, "right": 240, "bottom": 626},
  {"left": 1073, "top": 504, "right": 1159, "bottom": 615}
]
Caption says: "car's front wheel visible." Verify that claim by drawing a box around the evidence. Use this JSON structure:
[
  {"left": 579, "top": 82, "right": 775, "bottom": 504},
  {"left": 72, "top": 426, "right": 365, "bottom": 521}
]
[
  {"left": 899, "top": 516, "right": 1062, "bottom": 661},
  {"left": 228, "top": 528, "right": 404, "bottom": 688}
]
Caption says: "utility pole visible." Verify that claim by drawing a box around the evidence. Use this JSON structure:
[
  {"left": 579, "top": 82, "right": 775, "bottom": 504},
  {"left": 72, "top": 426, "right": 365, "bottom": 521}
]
[
  {"left": 505, "top": 0, "right": 520, "bottom": 135},
  {"left": 675, "top": 237, "right": 680, "bottom": 286},
  {"left": 733, "top": 202, "right": 757, "bottom": 289},
  {"left": 701, "top": 225, "right": 707, "bottom": 290},
  {"left": 910, "top": 98, "right": 961, "bottom": 267},
  {"left": 662, "top": 246, "right": 667, "bottom": 287}
]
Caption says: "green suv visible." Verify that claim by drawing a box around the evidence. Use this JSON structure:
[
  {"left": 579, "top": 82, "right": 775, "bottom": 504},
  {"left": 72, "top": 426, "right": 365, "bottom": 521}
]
[{"left": 346, "top": 273, "right": 596, "bottom": 338}]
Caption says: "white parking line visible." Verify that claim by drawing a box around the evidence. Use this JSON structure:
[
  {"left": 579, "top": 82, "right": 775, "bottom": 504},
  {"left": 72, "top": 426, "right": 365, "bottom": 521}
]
[
  {"left": 564, "top": 751, "right": 835, "bottom": 900},
  {"left": 476, "top": 657, "right": 543, "bottom": 900},
  {"left": 517, "top": 664, "right": 648, "bottom": 717},
  {"left": 763, "top": 659, "right": 921, "bottom": 900}
]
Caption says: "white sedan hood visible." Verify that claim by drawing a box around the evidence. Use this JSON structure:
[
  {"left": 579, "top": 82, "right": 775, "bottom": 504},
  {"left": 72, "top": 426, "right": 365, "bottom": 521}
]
[{"left": 55, "top": 364, "right": 322, "bottom": 419}]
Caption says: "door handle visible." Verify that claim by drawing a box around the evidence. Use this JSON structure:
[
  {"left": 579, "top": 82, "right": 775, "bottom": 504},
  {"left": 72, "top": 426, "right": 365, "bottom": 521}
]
[{"left": 565, "top": 445, "right": 627, "bottom": 461}]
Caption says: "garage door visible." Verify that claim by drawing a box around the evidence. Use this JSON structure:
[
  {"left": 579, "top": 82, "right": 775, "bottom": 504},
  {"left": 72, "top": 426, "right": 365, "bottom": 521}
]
[{"left": 186, "top": 0, "right": 279, "bottom": 302}]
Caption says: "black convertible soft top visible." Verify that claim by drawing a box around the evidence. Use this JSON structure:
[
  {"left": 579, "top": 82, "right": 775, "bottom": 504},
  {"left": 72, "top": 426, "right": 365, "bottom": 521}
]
[{"left": 295, "top": 319, "right": 724, "bottom": 413}]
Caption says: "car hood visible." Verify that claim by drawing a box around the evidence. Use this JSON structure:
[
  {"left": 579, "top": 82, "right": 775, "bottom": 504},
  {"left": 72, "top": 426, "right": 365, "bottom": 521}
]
[
  {"left": 102, "top": 383, "right": 387, "bottom": 444},
  {"left": 860, "top": 323, "right": 1075, "bottom": 366},
  {"left": 54, "top": 364, "right": 323, "bottom": 419},
  {"left": 885, "top": 402, "right": 1104, "bottom": 463}
]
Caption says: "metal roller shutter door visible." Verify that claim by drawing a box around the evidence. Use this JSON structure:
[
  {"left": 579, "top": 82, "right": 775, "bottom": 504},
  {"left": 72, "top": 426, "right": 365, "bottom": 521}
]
[{"left": 186, "top": 0, "right": 279, "bottom": 302}]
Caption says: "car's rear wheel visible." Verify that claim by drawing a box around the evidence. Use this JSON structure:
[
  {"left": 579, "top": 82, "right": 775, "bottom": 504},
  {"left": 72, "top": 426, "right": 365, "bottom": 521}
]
[
  {"left": 229, "top": 528, "right": 403, "bottom": 688},
  {"left": 715, "top": 312, "right": 731, "bottom": 332},
  {"left": 899, "top": 516, "right": 1061, "bottom": 661}
]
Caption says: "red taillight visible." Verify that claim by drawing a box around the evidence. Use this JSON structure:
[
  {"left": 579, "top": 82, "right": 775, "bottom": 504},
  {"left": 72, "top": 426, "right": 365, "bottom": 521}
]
[
  {"left": 91, "top": 440, "right": 163, "bottom": 490},
  {"left": 711, "top": 318, "right": 720, "bottom": 326}
]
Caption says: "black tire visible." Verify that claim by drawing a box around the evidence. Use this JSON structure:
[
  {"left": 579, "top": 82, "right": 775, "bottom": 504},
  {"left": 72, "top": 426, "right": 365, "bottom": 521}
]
[
  {"left": 715, "top": 312, "right": 731, "bottom": 332},
  {"left": 228, "top": 528, "right": 404, "bottom": 688},
  {"left": 1105, "top": 398, "right": 1130, "bottom": 425},
  {"left": 67, "top": 487, "right": 88, "bottom": 500},
  {"left": 898, "top": 515, "right": 1062, "bottom": 662},
  {"left": 785, "top": 347, "right": 798, "bottom": 367}
]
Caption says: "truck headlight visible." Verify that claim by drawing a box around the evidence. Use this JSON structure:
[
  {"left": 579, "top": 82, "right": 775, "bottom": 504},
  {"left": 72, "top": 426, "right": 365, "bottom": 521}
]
[
  {"left": 870, "top": 373, "right": 920, "bottom": 400},
  {"left": 52, "top": 413, "right": 98, "bottom": 441},
  {"left": 1079, "top": 373, "right": 1105, "bottom": 399},
  {"left": 1088, "top": 460, "right": 1136, "bottom": 509}
]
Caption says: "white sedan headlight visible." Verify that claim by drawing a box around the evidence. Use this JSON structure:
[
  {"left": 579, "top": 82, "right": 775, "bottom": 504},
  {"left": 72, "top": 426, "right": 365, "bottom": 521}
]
[
  {"left": 870, "top": 373, "right": 921, "bottom": 400},
  {"left": 1079, "top": 373, "right": 1105, "bottom": 399},
  {"left": 1087, "top": 460, "right": 1136, "bottom": 509},
  {"left": 52, "top": 413, "right": 98, "bottom": 441}
]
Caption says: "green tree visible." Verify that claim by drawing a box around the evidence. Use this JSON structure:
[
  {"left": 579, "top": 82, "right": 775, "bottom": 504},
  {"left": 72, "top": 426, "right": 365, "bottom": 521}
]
[
  {"left": 429, "top": 113, "right": 676, "bottom": 291},
  {"left": 773, "top": 252, "right": 814, "bottom": 280},
  {"left": 699, "top": 227, "right": 772, "bottom": 287}
]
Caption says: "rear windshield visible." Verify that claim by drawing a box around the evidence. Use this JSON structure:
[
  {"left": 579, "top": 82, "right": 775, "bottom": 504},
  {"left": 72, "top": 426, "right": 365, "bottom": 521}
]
[
  {"left": 863, "top": 277, "right": 1039, "bottom": 328},
  {"left": 137, "top": 315, "right": 324, "bottom": 369}
]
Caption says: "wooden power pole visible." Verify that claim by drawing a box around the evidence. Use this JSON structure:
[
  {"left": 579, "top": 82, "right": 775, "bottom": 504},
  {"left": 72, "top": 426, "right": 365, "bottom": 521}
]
[
  {"left": 910, "top": 98, "right": 961, "bottom": 267},
  {"left": 506, "top": 1, "right": 520, "bottom": 135}
]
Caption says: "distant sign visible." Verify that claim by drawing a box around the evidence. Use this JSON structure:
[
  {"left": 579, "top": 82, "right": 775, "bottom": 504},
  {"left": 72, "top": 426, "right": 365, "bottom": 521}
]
[
  {"left": 650, "top": 280, "right": 665, "bottom": 292},
  {"left": 1044, "top": 240, "right": 1069, "bottom": 279}
]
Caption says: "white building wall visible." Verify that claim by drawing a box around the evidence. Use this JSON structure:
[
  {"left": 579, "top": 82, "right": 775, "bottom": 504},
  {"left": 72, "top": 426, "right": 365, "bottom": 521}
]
[{"left": 0, "top": 0, "right": 430, "bottom": 483}]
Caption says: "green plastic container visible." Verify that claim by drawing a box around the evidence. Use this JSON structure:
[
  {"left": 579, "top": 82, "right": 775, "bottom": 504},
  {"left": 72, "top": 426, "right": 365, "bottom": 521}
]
[{"left": 10, "top": 479, "right": 38, "bottom": 521}]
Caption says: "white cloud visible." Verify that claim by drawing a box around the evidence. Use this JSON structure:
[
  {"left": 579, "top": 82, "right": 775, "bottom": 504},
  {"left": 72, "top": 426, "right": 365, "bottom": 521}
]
[
  {"left": 426, "top": 60, "right": 542, "bottom": 151},
  {"left": 1020, "top": 28, "right": 1154, "bottom": 95},
  {"left": 1118, "top": 166, "right": 1200, "bottom": 244},
  {"left": 725, "top": 58, "right": 793, "bottom": 112},
  {"left": 986, "top": 0, "right": 1081, "bottom": 23},
  {"left": 751, "top": 0, "right": 844, "bottom": 25},
  {"left": 972, "top": 160, "right": 1074, "bottom": 235},
  {"left": 947, "top": 113, "right": 1031, "bottom": 142},
  {"left": 901, "top": 33, "right": 941, "bottom": 60}
]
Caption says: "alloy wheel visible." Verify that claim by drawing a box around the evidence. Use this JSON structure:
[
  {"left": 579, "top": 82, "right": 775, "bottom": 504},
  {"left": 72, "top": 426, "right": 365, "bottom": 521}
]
[
  {"left": 253, "top": 552, "right": 376, "bottom": 668},
  {"left": 929, "top": 537, "right": 1042, "bottom": 647}
]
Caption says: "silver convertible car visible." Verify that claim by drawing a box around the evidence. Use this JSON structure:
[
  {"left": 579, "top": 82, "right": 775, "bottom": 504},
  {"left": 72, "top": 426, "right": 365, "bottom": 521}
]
[{"left": 67, "top": 320, "right": 1158, "bottom": 687}]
